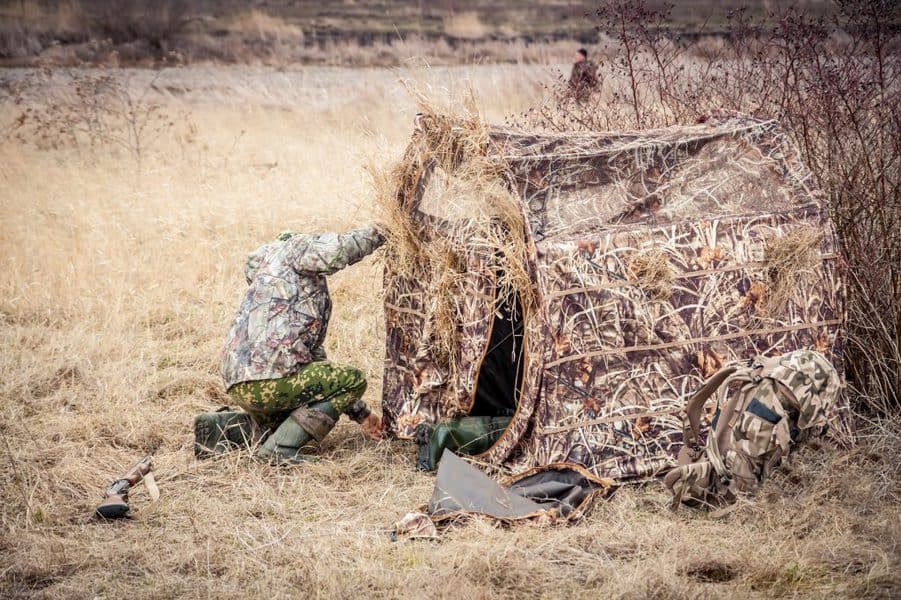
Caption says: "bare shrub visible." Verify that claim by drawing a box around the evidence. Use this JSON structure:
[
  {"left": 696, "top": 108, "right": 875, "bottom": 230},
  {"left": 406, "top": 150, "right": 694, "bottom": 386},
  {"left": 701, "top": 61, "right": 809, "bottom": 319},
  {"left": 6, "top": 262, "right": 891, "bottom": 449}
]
[
  {"left": 519, "top": 0, "right": 900, "bottom": 413},
  {"left": 9, "top": 69, "right": 191, "bottom": 169}
]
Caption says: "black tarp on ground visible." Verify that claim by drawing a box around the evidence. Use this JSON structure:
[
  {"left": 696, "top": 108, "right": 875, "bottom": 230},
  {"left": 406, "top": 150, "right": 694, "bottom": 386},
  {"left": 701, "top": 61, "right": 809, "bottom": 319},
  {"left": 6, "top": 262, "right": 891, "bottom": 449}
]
[{"left": 428, "top": 451, "right": 612, "bottom": 522}]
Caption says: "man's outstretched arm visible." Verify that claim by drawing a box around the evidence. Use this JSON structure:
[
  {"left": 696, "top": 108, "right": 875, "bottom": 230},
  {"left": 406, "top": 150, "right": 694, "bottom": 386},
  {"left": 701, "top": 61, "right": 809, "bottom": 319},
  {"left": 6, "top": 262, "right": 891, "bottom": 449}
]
[{"left": 285, "top": 224, "right": 385, "bottom": 275}]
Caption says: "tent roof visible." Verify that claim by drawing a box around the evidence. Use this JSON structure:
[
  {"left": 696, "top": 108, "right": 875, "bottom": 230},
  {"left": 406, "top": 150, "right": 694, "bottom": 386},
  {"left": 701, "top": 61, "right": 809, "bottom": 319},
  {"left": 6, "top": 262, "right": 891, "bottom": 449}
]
[
  {"left": 480, "top": 116, "right": 781, "bottom": 163},
  {"left": 418, "top": 116, "right": 820, "bottom": 241}
]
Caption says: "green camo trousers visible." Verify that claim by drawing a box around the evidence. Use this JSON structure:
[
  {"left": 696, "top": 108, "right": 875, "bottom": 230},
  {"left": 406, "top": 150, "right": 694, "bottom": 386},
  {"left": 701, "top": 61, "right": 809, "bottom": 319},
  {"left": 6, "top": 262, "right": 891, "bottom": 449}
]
[{"left": 228, "top": 361, "right": 366, "bottom": 430}]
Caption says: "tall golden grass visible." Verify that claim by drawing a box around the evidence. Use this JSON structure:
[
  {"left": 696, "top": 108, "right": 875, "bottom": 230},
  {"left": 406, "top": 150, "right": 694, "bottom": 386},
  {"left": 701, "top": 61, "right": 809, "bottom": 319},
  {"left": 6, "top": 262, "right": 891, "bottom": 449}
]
[{"left": 1, "top": 62, "right": 898, "bottom": 598}]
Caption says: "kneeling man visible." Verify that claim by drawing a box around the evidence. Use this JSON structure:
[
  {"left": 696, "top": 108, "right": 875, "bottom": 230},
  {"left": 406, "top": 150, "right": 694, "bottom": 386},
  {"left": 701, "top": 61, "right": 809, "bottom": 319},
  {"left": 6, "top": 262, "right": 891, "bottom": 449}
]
[{"left": 196, "top": 226, "right": 385, "bottom": 464}]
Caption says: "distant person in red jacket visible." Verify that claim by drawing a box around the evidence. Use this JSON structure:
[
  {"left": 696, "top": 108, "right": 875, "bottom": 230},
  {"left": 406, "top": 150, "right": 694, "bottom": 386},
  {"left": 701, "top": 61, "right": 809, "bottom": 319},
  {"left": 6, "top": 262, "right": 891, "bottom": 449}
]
[{"left": 569, "top": 47, "right": 598, "bottom": 102}]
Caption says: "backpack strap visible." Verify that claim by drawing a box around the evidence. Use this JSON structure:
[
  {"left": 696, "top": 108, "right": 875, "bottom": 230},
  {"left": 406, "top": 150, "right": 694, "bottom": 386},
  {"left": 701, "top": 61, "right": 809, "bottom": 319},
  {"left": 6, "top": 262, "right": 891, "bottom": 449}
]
[
  {"left": 707, "top": 377, "right": 756, "bottom": 477},
  {"left": 683, "top": 366, "right": 738, "bottom": 450}
]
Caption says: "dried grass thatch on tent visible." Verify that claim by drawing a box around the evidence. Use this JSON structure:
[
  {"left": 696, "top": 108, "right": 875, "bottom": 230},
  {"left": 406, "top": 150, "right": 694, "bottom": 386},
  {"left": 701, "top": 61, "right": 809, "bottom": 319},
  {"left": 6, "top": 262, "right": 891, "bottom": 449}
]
[
  {"left": 372, "top": 94, "right": 533, "bottom": 388},
  {"left": 378, "top": 110, "right": 849, "bottom": 482}
]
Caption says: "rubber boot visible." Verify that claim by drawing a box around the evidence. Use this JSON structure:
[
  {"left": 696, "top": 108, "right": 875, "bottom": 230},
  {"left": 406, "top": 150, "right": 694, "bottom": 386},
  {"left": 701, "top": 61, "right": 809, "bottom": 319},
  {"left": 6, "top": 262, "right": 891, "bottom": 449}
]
[
  {"left": 415, "top": 416, "right": 511, "bottom": 472},
  {"left": 414, "top": 422, "right": 436, "bottom": 472},
  {"left": 194, "top": 408, "right": 259, "bottom": 458},
  {"left": 255, "top": 400, "right": 340, "bottom": 465}
]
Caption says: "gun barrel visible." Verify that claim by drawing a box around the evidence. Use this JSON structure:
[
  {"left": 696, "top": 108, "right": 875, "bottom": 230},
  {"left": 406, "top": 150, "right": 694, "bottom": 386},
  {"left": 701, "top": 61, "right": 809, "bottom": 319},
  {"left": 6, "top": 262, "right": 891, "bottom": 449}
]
[{"left": 122, "top": 455, "right": 153, "bottom": 486}]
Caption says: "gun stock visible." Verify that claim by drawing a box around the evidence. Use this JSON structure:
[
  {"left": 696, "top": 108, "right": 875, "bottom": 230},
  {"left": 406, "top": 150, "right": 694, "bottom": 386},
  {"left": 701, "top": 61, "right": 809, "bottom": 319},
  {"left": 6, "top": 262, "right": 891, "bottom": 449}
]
[{"left": 96, "top": 455, "right": 155, "bottom": 519}]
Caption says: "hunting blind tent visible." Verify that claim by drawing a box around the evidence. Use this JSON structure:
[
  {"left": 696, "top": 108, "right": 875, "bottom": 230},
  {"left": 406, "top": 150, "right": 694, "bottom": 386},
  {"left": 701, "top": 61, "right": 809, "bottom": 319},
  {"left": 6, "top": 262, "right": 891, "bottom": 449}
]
[{"left": 381, "top": 114, "right": 846, "bottom": 482}]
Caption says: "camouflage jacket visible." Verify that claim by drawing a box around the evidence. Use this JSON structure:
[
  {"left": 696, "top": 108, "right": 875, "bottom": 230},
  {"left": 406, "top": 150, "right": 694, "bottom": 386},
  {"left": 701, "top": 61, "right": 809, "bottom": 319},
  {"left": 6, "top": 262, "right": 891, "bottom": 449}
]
[
  {"left": 568, "top": 61, "right": 598, "bottom": 98},
  {"left": 220, "top": 225, "right": 385, "bottom": 391}
]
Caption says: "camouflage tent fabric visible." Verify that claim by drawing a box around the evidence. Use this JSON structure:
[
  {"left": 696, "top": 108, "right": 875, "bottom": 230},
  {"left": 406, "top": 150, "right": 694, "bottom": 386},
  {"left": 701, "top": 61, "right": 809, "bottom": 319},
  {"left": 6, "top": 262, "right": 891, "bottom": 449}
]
[{"left": 381, "top": 116, "right": 848, "bottom": 482}]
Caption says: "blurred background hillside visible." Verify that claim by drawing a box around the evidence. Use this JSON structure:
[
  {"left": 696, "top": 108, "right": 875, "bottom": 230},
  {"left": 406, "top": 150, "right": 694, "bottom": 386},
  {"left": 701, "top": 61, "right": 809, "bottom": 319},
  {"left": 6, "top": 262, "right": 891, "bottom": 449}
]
[{"left": 0, "top": 0, "right": 841, "bottom": 66}]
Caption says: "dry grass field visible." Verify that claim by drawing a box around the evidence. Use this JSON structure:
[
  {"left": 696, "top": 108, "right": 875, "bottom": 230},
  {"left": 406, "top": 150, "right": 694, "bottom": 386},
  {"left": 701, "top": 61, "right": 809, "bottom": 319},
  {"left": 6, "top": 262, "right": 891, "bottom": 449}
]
[{"left": 1, "top": 63, "right": 899, "bottom": 599}]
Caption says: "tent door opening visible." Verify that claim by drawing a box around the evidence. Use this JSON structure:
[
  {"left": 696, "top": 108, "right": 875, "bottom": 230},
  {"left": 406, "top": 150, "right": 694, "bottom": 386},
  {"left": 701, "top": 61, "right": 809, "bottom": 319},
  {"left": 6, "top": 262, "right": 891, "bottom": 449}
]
[{"left": 469, "top": 287, "right": 525, "bottom": 418}]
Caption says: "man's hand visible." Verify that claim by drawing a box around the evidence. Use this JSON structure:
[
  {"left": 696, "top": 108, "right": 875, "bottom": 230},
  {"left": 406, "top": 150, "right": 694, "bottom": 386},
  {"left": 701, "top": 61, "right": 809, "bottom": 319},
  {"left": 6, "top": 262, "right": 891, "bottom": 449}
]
[{"left": 361, "top": 413, "right": 383, "bottom": 441}]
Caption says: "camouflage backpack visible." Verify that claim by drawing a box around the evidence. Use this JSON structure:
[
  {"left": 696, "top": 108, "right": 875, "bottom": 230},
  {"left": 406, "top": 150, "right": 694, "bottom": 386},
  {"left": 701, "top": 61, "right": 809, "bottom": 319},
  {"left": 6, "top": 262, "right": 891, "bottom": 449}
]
[{"left": 664, "top": 350, "right": 841, "bottom": 509}]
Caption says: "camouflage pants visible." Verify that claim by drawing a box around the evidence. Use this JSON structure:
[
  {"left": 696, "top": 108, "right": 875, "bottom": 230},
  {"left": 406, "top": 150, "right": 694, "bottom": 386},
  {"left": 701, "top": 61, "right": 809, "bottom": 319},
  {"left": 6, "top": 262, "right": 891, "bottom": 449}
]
[{"left": 228, "top": 361, "right": 366, "bottom": 430}]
